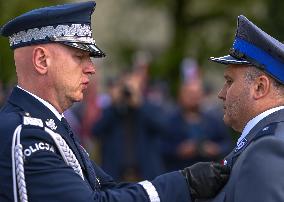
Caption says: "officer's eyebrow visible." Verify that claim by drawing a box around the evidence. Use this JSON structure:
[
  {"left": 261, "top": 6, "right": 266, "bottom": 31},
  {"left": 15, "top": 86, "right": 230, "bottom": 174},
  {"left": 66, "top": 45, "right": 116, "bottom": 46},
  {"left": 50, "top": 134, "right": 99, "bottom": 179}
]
[{"left": 224, "top": 75, "right": 233, "bottom": 80}]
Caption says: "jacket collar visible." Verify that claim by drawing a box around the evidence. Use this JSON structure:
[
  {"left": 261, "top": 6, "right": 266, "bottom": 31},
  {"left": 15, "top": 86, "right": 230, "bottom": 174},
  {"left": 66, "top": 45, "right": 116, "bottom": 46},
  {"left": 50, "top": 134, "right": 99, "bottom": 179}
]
[
  {"left": 8, "top": 87, "right": 61, "bottom": 124},
  {"left": 238, "top": 106, "right": 284, "bottom": 145},
  {"left": 224, "top": 108, "right": 284, "bottom": 168},
  {"left": 16, "top": 85, "right": 63, "bottom": 121},
  {"left": 245, "top": 108, "right": 284, "bottom": 139}
]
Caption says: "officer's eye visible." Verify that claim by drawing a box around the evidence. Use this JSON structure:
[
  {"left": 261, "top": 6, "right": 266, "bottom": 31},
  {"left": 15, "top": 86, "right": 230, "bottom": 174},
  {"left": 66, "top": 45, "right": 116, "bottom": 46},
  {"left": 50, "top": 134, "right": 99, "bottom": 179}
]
[
  {"left": 226, "top": 79, "right": 233, "bottom": 85},
  {"left": 224, "top": 75, "right": 233, "bottom": 86}
]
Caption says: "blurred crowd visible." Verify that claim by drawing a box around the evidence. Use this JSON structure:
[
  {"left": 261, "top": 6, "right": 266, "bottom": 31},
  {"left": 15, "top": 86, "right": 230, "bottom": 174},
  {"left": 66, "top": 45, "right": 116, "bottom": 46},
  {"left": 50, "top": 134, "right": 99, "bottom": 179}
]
[{"left": 0, "top": 56, "right": 233, "bottom": 182}]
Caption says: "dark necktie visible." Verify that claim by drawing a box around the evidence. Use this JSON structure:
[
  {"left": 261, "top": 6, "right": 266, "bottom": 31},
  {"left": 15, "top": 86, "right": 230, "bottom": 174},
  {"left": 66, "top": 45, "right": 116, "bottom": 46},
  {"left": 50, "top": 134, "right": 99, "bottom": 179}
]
[{"left": 61, "top": 117, "right": 100, "bottom": 190}]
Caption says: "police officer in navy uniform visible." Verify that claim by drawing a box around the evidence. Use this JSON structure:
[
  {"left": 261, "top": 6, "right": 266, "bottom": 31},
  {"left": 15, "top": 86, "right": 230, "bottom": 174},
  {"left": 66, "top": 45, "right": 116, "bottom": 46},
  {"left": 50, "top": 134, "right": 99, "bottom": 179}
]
[
  {"left": 199, "top": 15, "right": 284, "bottom": 202},
  {"left": 0, "top": 1, "right": 229, "bottom": 202}
]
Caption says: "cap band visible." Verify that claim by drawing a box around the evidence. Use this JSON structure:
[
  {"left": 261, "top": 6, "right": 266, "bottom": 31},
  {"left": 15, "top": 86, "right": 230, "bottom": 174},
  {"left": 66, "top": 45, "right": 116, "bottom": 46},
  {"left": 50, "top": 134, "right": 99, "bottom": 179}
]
[
  {"left": 9, "top": 24, "right": 92, "bottom": 47},
  {"left": 233, "top": 37, "right": 284, "bottom": 83}
]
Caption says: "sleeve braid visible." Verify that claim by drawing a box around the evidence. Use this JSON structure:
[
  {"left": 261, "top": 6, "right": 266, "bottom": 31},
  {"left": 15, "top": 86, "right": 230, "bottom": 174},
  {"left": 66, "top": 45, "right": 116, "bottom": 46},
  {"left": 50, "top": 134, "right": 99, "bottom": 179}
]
[
  {"left": 12, "top": 124, "right": 28, "bottom": 202},
  {"left": 15, "top": 144, "right": 28, "bottom": 202}
]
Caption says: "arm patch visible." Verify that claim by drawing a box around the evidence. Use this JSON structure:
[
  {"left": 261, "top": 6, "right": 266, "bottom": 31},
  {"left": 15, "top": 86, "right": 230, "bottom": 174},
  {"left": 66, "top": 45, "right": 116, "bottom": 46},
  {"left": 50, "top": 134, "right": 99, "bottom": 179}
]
[{"left": 23, "top": 141, "right": 55, "bottom": 157}]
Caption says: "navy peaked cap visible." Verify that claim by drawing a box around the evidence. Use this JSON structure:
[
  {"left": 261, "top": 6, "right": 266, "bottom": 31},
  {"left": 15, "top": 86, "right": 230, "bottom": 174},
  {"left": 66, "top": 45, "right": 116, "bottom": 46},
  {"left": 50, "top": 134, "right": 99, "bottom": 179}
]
[
  {"left": 0, "top": 1, "right": 105, "bottom": 58},
  {"left": 210, "top": 15, "right": 284, "bottom": 84}
]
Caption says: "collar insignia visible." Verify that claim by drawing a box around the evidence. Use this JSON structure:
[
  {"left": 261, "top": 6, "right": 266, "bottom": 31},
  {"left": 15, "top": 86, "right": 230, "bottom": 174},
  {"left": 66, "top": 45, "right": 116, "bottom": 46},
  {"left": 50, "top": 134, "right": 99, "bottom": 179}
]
[
  {"left": 45, "top": 119, "right": 57, "bottom": 130},
  {"left": 234, "top": 138, "right": 248, "bottom": 153},
  {"left": 262, "top": 126, "right": 269, "bottom": 131}
]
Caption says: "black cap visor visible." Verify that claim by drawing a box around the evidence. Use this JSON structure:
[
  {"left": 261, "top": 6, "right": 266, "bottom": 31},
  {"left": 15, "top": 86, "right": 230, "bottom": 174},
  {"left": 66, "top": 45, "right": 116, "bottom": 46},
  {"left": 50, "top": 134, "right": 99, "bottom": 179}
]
[
  {"left": 63, "top": 42, "right": 106, "bottom": 58},
  {"left": 49, "top": 36, "right": 106, "bottom": 58},
  {"left": 210, "top": 55, "right": 251, "bottom": 65}
]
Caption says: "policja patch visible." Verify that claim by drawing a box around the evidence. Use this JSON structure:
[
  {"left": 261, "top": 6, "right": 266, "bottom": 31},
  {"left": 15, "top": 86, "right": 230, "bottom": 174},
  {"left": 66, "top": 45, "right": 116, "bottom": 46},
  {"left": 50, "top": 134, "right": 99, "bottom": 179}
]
[{"left": 23, "top": 142, "right": 55, "bottom": 157}]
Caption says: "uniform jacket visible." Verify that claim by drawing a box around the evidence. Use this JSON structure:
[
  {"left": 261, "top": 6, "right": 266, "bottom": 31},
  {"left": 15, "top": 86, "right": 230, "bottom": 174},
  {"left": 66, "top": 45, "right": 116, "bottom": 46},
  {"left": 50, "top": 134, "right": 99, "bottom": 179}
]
[
  {"left": 0, "top": 87, "right": 191, "bottom": 202},
  {"left": 199, "top": 108, "right": 284, "bottom": 202}
]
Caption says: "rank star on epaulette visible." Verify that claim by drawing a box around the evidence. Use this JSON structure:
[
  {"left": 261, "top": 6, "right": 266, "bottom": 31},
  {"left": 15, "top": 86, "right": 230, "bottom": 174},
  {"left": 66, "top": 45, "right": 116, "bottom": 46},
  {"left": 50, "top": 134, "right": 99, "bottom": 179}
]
[
  {"left": 46, "top": 119, "right": 57, "bottom": 130},
  {"left": 262, "top": 126, "right": 269, "bottom": 131}
]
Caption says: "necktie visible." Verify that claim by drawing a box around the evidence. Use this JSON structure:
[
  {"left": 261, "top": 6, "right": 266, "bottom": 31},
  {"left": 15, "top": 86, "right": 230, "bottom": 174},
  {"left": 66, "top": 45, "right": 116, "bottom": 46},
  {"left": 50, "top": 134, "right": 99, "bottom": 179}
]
[{"left": 61, "top": 117, "right": 100, "bottom": 190}]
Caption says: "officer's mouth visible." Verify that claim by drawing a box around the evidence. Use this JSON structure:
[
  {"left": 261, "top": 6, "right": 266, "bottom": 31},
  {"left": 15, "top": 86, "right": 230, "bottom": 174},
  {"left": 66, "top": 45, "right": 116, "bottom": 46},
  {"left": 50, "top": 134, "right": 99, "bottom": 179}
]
[{"left": 81, "top": 81, "right": 89, "bottom": 90}]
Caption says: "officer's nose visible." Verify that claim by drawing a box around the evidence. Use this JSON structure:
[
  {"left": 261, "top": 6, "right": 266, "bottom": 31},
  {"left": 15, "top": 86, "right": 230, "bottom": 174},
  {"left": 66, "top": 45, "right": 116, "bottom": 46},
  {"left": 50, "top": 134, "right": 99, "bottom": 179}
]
[
  {"left": 218, "top": 87, "right": 226, "bottom": 101},
  {"left": 84, "top": 58, "right": 96, "bottom": 75}
]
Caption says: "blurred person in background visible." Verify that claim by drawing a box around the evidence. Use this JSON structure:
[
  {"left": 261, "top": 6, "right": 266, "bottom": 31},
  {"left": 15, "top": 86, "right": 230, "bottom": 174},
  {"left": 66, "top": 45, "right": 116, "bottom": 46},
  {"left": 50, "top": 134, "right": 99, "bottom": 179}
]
[
  {"left": 146, "top": 79, "right": 175, "bottom": 115},
  {"left": 162, "top": 62, "right": 232, "bottom": 171},
  {"left": 92, "top": 63, "right": 167, "bottom": 181}
]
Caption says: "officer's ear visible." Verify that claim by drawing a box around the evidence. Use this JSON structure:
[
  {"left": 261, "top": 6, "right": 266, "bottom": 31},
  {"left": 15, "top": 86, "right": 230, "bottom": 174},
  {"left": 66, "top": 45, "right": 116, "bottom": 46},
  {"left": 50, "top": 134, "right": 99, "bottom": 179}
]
[
  {"left": 252, "top": 75, "right": 270, "bottom": 100},
  {"left": 32, "top": 46, "right": 49, "bottom": 75}
]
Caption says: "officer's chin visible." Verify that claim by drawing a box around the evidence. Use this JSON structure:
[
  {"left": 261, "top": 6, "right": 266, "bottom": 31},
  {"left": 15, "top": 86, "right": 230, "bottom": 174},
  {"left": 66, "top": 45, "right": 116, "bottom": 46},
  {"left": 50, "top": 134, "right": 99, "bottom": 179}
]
[
  {"left": 224, "top": 116, "right": 240, "bottom": 132},
  {"left": 223, "top": 115, "right": 231, "bottom": 127},
  {"left": 72, "top": 92, "right": 84, "bottom": 103}
]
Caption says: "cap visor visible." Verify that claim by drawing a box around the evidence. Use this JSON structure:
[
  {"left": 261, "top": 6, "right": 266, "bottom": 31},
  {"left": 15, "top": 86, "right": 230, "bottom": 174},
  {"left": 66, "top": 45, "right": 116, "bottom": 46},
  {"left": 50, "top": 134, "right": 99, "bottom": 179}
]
[
  {"left": 210, "top": 55, "right": 250, "bottom": 65},
  {"left": 62, "top": 42, "right": 106, "bottom": 58}
]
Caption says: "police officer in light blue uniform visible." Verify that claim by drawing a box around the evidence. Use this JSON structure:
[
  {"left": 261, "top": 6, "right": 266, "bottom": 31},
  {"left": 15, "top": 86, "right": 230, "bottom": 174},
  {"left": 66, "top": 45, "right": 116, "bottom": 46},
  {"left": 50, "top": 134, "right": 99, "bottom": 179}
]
[
  {"left": 199, "top": 15, "right": 284, "bottom": 202},
  {"left": 0, "top": 1, "right": 229, "bottom": 202}
]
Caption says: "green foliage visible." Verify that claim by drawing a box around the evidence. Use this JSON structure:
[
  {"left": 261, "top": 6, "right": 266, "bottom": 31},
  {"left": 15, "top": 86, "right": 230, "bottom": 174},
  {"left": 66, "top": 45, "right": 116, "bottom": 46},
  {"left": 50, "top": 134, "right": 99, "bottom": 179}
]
[{"left": 262, "top": 0, "right": 284, "bottom": 41}]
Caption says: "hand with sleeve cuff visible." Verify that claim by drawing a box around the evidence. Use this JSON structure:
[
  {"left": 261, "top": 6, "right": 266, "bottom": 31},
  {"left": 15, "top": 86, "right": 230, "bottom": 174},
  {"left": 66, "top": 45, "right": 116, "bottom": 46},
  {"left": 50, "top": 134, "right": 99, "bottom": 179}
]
[{"left": 181, "top": 162, "right": 230, "bottom": 199}]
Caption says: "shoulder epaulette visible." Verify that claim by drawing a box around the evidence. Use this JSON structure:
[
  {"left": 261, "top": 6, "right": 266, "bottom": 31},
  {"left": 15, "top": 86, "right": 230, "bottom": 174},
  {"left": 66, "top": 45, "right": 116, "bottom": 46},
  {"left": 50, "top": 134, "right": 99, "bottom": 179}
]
[
  {"left": 18, "top": 112, "right": 44, "bottom": 128},
  {"left": 253, "top": 122, "right": 279, "bottom": 141},
  {"left": 23, "top": 116, "right": 44, "bottom": 128},
  {"left": 12, "top": 112, "right": 84, "bottom": 202}
]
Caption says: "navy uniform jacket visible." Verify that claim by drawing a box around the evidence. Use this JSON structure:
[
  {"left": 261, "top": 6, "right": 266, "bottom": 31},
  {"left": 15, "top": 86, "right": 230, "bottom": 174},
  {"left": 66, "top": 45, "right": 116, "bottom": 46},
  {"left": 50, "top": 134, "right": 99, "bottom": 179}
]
[
  {"left": 0, "top": 87, "right": 191, "bottom": 202},
  {"left": 198, "top": 108, "right": 284, "bottom": 202}
]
